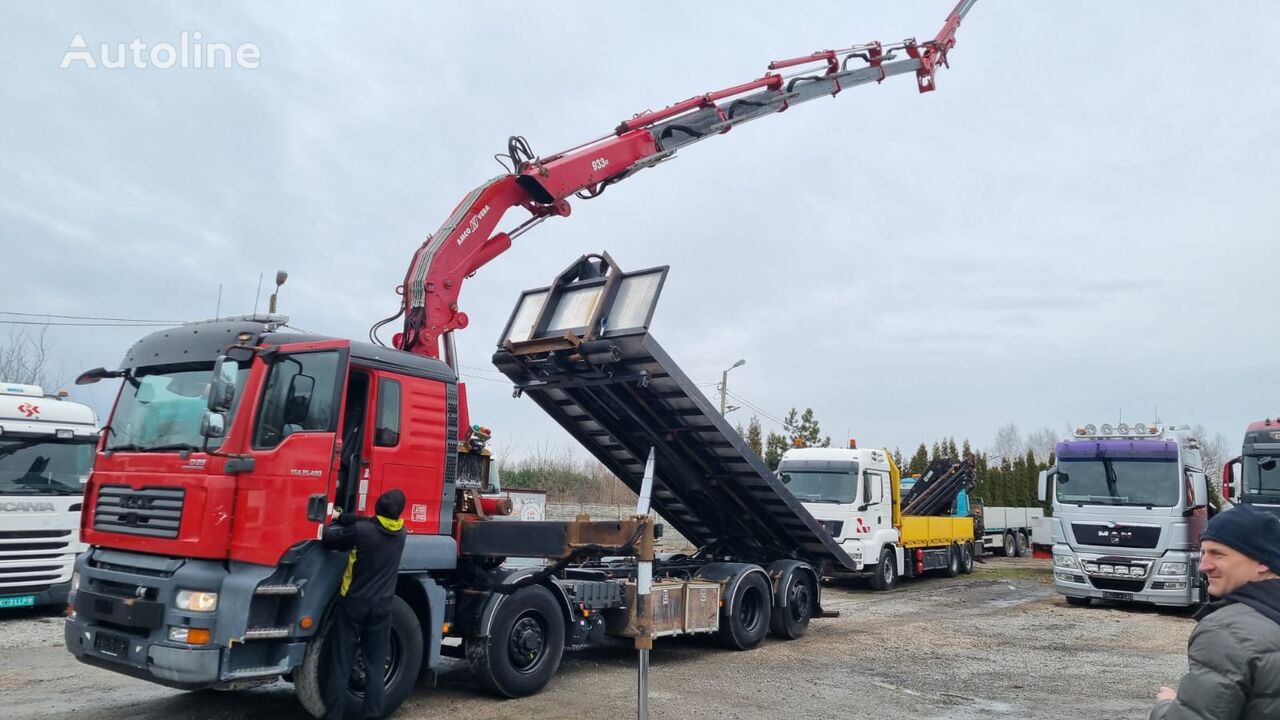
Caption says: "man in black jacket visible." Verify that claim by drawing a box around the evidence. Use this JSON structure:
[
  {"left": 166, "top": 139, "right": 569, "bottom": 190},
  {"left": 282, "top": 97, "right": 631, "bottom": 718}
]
[{"left": 321, "top": 489, "right": 408, "bottom": 720}]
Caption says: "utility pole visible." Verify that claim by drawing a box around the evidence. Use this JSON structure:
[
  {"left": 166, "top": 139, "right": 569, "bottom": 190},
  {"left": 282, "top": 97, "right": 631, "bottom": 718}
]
[{"left": 718, "top": 359, "right": 745, "bottom": 415}]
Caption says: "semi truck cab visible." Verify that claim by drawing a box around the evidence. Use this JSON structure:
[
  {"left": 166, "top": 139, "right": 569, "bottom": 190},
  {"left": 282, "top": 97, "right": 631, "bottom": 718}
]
[
  {"left": 1222, "top": 418, "right": 1280, "bottom": 517},
  {"left": 0, "top": 382, "right": 96, "bottom": 609},
  {"left": 1039, "top": 423, "right": 1208, "bottom": 607}
]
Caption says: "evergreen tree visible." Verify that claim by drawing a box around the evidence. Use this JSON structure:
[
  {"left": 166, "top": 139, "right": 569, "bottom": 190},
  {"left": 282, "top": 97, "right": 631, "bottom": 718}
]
[
  {"left": 909, "top": 444, "right": 929, "bottom": 475},
  {"left": 892, "top": 446, "right": 905, "bottom": 471},
  {"left": 784, "top": 407, "right": 830, "bottom": 448},
  {"left": 746, "top": 416, "right": 763, "bottom": 458},
  {"left": 946, "top": 436, "right": 959, "bottom": 458},
  {"left": 764, "top": 431, "right": 789, "bottom": 471},
  {"left": 930, "top": 442, "right": 942, "bottom": 463}
]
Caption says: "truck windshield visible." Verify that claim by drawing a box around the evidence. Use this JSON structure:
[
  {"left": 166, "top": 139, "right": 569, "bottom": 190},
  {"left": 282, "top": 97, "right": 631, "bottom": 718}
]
[
  {"left": 1243, "top": 455, "right": 1280, "bottom": 499},
  {"left": 1056, "top": 458, "right": 1179, "bottom": 507},
  {"left": 106, "top": 363, "right": 249, "bottom": 452},
  {"left": 0, "top": 437, "right": 95, "bottom": 495},
  {"left": 780, "top": 471, "right": 857, "bottom": 504}
]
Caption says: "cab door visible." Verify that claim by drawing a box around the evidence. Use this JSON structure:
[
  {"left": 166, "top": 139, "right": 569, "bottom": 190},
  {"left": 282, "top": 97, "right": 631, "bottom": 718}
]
[
  {"left": 229, "top": 342, "right": 347, "bottom": 566},
  {"left": 358, "top": 372, "right": 447, "bottom": 534}
]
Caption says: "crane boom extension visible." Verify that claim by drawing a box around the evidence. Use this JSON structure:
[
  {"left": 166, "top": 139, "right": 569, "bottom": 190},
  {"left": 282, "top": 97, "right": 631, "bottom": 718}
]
[{"left": 390, "top": 1, "right": 976, "bottom": 433}]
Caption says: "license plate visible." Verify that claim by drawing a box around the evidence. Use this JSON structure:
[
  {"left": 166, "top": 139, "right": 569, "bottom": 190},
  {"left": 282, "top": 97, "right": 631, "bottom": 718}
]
[
  {"left": 0, "top": 595, "right": 36, "bottom": 609},
  {"left": 94, "top": 631, "right": 129, "bottom": 657},
  {"left": 1102, "top": 591, "right": 1134, "bottom": 601}
]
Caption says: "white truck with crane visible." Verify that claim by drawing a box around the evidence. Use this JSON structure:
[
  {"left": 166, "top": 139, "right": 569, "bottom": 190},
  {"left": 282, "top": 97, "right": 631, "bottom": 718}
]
[
  {"left": 63, "top": 3, "right": 978, "bottom": 716},
  {"left": 0, "top": 382, "right": 96, "bottom": 609},
  {"left": 783, "top": 447, "right": 979, "bottom": 589}
]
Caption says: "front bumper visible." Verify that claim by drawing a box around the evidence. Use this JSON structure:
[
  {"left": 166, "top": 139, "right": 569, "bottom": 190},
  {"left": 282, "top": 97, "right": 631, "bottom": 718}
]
[{"left": 1052, "top": 545, "right": 1199, "bottom": 607}]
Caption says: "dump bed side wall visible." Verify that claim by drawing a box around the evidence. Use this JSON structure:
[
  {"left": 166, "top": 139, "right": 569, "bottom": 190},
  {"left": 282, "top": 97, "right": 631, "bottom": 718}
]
[{"left": 899, "top": 516, "right": 974, "bottom": 548}]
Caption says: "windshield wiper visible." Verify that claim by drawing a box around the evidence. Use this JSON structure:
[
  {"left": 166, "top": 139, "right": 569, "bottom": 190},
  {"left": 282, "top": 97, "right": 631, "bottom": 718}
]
[{"left": 106, "top": 442, "right": 200, "bottom": 453}]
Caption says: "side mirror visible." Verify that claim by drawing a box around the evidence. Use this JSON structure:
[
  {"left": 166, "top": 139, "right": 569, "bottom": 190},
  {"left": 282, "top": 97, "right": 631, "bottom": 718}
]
[
  {"left": 1222, "top": 457, "right": 1241, "bottom": 502},
  {"left": 208, "top": 356, "right": 238, "bottom": 412},
  {"left": 75, "top": 367, "right": 124, "bottom": 386},
  {"left": 283, "top": 374, "right": 316, "bottom": 426},
  {"left": 200, "top": 411, "right": 226, "bottom": 439},
  {"left": 1037, "top": 465, "right": 1056, "bottom": 503},
  {"left": 1191, "top": 473, "right": 1208, "bottom": 508}
]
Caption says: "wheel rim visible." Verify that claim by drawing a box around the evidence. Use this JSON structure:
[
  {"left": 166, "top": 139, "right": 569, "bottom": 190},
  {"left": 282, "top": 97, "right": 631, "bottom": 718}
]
[
  {"left": 882, "top": 557, "right": 893, "bottom": 584},
  {"left": 787, "top": 578, "right": 811, "bottom": 623},
  {"left": 508, "top": 611, "right": 549, "bottom": 674},
  {"left": 348, "top": 625, "right": 403, "bottom": 696},
  {"left": 738, "top": 585, "right": 764, "bottom": 632}
]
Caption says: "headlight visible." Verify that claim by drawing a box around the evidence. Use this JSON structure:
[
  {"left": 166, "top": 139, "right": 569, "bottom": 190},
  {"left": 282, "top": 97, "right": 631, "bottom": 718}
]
[
  {"left": 70, "top": 571, "right": 80, "bottom": 593},
  {"left": 1054, "top": 555, "right": 1077, "bottom": 568},
  {"left": 174, "top": 590, "right": 218, "bottom": 612},
  {"left": 1159, "top": 562, "right": 1188, "bottom": 576}
]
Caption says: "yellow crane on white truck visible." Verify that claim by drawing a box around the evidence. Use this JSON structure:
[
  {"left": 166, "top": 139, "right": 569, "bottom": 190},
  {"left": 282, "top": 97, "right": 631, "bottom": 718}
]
[{"left": 779, "top": 446, "right": 976, "bottom": 590}]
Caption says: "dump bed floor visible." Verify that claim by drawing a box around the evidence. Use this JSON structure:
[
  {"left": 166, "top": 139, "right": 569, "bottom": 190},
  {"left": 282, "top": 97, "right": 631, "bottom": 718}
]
[{"left": 492, "top": 329, "right": 857, "bottom": 574}]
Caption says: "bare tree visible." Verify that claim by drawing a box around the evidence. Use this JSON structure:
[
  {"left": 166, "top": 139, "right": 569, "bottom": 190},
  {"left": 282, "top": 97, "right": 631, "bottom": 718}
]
[
  {"left": 1189, "top": 424, "right": 1230, "bottom": 475},
  {"left": 1024, "top": 426, "right": 1061, "bottom": 464},
  {"left": 0, "top": 326, "right": 67, "bottom": 389},
  {"left": 990, "top": 422, "right": 1022, "bottom": 463}
]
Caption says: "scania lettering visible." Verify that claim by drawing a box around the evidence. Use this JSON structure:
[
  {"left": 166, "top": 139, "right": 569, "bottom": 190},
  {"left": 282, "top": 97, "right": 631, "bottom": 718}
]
[
  {"left": 0, "top": 382, "right": 97, "bottom": 609},
  {"left": 1038, "top": 424, "right": 1209, "bottom": 607}
]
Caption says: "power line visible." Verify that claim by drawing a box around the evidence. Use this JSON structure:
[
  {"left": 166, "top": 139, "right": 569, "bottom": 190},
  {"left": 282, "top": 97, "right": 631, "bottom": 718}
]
[
  {"left": 0, "top": 310, "right": 184, "bottom": 323},
  {"left": 0, "top": 319, "right": 175, "bottom": 328},
  {"left": 725, "top": 388, "right": 791, "bottom": 429}
]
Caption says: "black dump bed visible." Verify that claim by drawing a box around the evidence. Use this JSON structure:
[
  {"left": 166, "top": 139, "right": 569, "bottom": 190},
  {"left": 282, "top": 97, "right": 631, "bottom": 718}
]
[{"left": 490, "top": 257, "right": 856, "bottom": 574}]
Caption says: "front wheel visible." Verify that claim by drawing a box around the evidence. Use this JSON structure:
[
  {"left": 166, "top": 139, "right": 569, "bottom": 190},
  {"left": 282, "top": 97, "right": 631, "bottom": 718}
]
[
  {"left": 295, "top": 596, "right": 423, "bottom": 719},
  {"left": 769, "top": 571, "right": 815, "bottom": 640},
  {"left": 718, "top": 571, "right": 771, "bottom": 650},
  {"left": 467, "top": 584, "right": 566, "bottom": 698},
  {"left": 1002, "top": 532, "right": 1016, "bottom": 557},
  {"left": 868, "top": 548, "right": 898, "bottom": 591}
]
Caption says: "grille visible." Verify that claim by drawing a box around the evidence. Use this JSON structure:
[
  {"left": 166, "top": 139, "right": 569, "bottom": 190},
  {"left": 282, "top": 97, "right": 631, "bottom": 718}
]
[
  {"left": 1089, "top": 577, "right": 1146, "bottom": 592},
  {"left": 0, "top": 564, "right": 60, "bottom": 575},
  {"left": 93, "top": 485, "right": 185, "bottom": 539},
  {"left": 0, "top": 530, "right": 71, "bottom": 540}
]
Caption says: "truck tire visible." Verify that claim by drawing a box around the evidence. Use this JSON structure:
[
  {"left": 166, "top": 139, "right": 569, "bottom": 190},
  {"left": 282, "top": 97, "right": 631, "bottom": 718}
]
[
  {"left": 466, "top": 584, "right": 565, "bottom": 698},
  {"left": 718, "top": 572, "right": 771, "bottom": 650},
  {"left": 294, "top": 595, "right": 424, "bottom": 719},
  {"left": 1014, "top": 531, "right": 1028, "bottom": 557},
  {"left": 960, "top": 542, "right": 975, "bottom": 574},
  {"left": 943, "top": 544, "right": 961, "bottom": 578},
  {"left": 868, "top": 549, "right": 898, "bottom": 592},
  {"left": 1065, "top": 596, "right": 1091, "bottom": 607},
  {"left": 1002, "top": 532, "right": 1016, "bottom": 557},
  {"left": 769, "top": 571, "right": 815, "bottom": 640}
]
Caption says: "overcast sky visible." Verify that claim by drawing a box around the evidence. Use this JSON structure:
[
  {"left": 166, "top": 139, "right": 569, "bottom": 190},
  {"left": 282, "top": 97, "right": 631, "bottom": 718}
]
[{"left": 2, "top": 2, "right": 1277, "bottom": 462}]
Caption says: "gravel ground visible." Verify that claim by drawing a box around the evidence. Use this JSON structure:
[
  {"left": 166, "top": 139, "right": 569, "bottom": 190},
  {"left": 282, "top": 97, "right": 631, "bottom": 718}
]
[{"left": 0, "top": 557, "right": 1194, "bottom": 720}]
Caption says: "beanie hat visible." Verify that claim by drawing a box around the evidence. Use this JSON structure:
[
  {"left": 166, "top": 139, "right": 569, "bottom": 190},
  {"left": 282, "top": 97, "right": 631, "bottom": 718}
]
[
  {"left": 1201, "top": 504, "right": 1280, "bottom": 574},
  {"left": 375, "top": 488, "right": 406, "bottom": 520}
]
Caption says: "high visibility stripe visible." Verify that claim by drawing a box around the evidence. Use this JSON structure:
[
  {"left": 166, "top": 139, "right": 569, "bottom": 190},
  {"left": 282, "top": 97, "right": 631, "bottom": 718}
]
[{"left": 341, "top": 548, "right": 357, "bottom": 596}]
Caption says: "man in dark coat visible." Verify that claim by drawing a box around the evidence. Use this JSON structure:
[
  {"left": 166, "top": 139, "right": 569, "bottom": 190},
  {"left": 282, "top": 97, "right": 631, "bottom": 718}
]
[
  {"left": 1151, "top": 504, "right": 1280, "bottom": 720},
  {"left": 321, "top": 489, "right": 408, "bottom": 720}
]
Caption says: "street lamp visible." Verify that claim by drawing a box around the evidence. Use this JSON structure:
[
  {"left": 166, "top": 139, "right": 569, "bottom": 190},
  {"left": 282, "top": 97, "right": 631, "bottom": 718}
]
[
  {"left": 268, "top": 270, "right": 288, "bottom": 314},
  {"left": 719, "top": 359, "right": 746, "bottom": 416}
]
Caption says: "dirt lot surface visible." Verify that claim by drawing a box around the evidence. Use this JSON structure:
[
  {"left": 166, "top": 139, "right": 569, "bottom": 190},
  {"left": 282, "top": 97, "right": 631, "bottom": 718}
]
[{"left": 0, "top": 557, "right": 1194, "bottom": 720}]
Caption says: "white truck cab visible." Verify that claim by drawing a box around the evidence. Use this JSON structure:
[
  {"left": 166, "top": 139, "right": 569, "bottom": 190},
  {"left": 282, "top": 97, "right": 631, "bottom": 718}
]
[
  {"left": 0, "top": 382, "right": 97, "bottom": 609},
  {"left": 779, "top": 447, "right": 901, "bottom": 580}
]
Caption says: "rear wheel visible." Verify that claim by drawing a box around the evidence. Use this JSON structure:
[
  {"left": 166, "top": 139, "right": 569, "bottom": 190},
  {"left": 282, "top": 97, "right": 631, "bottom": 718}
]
[
  {"left": 769, "top": 571, "right": 815, "bottom": 640},
  {"left": 1014, "top": 531, "right": 1028, "bottom": 557},
  {"left": 960, "top": 542, "right": 975, "bottom": 574},
  {"left": 1065, "top": 596, "right": 1091, "bottom": 607},
  {"left": 718, "top": 572, "right": 771, "bottom": 650},
  {"left": 294, "top": 596, "right": 423, "bottom": 719},
  {"left": 943, "top": 544, "right": 961, "bottom": 578},
  {"left": 868, "top": 548, "right": 898, "bottom": 591},
  {"left": 1002, "top": 532, "right": 1016, "bottom": 557},
  {"left": 467, "top": 584, "right": 566, "bottom": 698}
]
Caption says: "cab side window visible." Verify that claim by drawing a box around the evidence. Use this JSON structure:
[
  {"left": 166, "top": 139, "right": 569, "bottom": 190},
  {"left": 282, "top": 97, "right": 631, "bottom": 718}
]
[
  {"left": 253, "top": 351, "right": 341, "bottom": 449},
  {"left": 374, "top": 378, "right": 402, "bottom": 447}
]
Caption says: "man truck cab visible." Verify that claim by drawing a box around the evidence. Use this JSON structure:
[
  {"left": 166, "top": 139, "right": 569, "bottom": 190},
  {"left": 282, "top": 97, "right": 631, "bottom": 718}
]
[{"left": 1039, "top": 423, "right": 1209, "bottom": 607}]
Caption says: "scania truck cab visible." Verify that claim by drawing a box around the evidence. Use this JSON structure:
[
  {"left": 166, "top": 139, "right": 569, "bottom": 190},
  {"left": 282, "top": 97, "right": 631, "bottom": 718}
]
[
  {"left": 0, "top": 382, "right": 96, "bottom": 609},
  {"left": 1039, "top": 424, "right": 1209, "bottom": 607},
  {"left": 1222, "top": 418, "right": 1280, "bottom": 517}
]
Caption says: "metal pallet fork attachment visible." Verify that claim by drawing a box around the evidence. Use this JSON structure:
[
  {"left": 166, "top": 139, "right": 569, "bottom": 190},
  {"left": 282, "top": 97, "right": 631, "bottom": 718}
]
[{"left": 492, "top": 253, "right": 857, "bottom": 575}]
